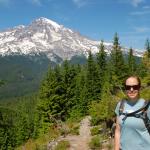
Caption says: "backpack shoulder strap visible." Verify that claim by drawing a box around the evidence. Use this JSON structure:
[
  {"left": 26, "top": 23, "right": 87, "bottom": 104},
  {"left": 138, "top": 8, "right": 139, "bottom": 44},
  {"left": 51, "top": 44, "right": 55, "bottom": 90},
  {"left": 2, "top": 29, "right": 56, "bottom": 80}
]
[
  {"left": 119, "top": 99, "right": 125, "bottom": 116},
  {"left": 141, "top": 100, "right": 150, "bottom": 135},
  {"left": 142, "top": 100, "right": 150, "bottom": 112}
]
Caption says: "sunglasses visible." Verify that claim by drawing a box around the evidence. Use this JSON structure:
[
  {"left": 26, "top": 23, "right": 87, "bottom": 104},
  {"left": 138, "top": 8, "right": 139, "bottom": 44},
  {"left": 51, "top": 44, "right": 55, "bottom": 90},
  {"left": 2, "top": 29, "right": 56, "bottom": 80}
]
[{"left": 125, "top": 85, "right": 140, "bottom": 91}]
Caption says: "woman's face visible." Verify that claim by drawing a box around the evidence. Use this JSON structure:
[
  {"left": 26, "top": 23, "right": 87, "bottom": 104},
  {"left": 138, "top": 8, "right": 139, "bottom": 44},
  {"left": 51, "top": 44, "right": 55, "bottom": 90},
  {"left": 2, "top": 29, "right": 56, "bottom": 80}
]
[{"left": 125, "top": 77, "right": 140, "bottom": 101}]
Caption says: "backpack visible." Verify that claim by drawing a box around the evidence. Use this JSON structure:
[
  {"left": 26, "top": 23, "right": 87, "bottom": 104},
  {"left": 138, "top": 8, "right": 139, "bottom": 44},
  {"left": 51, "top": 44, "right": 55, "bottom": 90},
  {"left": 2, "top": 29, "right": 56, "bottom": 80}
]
[{"left": 119, "top": 99, "right": 150, "bottom": 135}]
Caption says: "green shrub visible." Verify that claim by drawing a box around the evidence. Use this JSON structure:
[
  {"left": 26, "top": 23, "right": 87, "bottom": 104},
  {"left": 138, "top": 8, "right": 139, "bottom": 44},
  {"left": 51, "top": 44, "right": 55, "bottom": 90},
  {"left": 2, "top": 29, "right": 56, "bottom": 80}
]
[
  {"left": 90, "top": 126, "right": 100, "bottom": 136},
  {"left": 68, "top": 108, "right": 83, "bottom": 122},
  {"left": 90, "top": 116, "right": 101, "bottom": 126},
  {"left": 107, "top": 143, "right": 113, "bottom": 150},
  {"left": 54, "top": 140, "right": 70, "bottom": 150},
  {"left": 70, "top": 124, "right": 79, "bottom": 135},
  {"left": 66, "top": 121, "right": 80, "bottom": 135},
  {"left": 59, "top": 127, "right": 69, "bottom": 137},
  {"left": 35, "top": 144, "right": 47, "bottom": 150},
  {"left": 141, "top": 87, "right": 150, "bottom": 100},
  {"left": 89, "top": 136, "right": 102, "bottom": 150}
]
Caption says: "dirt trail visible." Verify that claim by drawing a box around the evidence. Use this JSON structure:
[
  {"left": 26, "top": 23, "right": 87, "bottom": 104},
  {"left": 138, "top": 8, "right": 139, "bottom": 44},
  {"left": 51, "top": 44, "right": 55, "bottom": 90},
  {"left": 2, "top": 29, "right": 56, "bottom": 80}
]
[{"left": 62, "top": 116, "right": 91, "bottom": 150}]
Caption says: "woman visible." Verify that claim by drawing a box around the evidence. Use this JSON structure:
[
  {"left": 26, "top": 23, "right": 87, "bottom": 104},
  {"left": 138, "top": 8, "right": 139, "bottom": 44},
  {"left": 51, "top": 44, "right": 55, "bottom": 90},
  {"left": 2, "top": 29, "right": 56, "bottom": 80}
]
[{"left": 114, "top": 76, "right": 150, "bottom": 150}]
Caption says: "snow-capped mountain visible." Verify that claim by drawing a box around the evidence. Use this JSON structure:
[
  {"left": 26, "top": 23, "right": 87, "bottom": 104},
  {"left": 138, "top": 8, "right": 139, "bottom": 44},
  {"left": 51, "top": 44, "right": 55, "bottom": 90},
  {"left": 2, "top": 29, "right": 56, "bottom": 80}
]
[{"left": 0, "top": 17, "right": 143, "bottom": 61}]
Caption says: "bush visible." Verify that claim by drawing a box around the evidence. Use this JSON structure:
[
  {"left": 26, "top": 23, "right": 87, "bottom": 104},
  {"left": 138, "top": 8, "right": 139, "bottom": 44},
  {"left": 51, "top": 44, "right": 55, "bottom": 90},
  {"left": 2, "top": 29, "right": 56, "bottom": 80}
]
[
  {"left": 66, "top": 121, "right": 80, "bottom": 135},
  {"left": 107, "top": 143, "right": 113, "bottom": 150},
  {"left": 69, "top": 124, "right": 79, "bottom": 135},
  {"left": 90, "top": 116, "right": 101, "bottom": 126},
  {"left": 141, "top": 87, "right": 150, "bottom": 100},
  {"left": 59, "top": 127, "right": 69, "bottom": 137},
  {"left": 90, "top": 126, "right": 100, "bottom": 136},
  {"left": 68, "top": 108, "right": 83, "bottom": 122},
  {"left": 54, "top": 140, "right": 70, "bottom": 150},
  {"left": 35, "top": 145, "right": 47, "bottom": 150},
  {"left": 89, "top": 136, "right": 102, "bottom": 150}
]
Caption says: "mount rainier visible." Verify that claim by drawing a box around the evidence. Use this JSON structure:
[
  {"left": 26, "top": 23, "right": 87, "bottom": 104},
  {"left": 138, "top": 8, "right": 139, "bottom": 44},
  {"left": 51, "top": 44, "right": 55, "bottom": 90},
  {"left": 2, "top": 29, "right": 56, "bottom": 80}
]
[
  {"left": 0, "top": 17, "right": 144, "bottom": 99},
  {"left": 0, "top": 17, "right": 143, "bottom": 62}
]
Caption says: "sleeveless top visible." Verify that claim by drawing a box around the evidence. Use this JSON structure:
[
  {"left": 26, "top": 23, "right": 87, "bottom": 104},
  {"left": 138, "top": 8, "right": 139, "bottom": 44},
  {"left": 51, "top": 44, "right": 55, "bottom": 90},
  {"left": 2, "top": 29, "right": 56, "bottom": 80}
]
[{"left": 115, "top": 98, "right": 150, "bottom": 150}]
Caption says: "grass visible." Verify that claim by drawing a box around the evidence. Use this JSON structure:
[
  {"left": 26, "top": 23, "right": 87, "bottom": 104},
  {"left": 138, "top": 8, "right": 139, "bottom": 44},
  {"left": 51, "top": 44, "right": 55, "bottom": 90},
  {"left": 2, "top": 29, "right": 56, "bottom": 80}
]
[
  {"left": 54, "top": 140, "right": 70, "bottom": 150},
  {"left": 16, "top": 124, "right": 60, "bottom": 150},
  {"left": 66, "top": 121, "right": 80, "bottom": 135},
  {"left": 89, "top": 135, "right": 102, "bottom": 150},
  {"left": 90, "top": 126, "right": 100, "bottom": 136}
]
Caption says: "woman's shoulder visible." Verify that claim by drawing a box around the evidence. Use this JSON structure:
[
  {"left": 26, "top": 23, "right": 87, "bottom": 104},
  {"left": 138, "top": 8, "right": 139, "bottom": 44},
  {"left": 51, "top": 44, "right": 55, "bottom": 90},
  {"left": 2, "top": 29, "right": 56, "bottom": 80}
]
[
  {"left": 139, "top": 98, "right": 150, "bottom": 118},
  {"left": 115, "top": 99, "right": 126, "bottom": 116}
]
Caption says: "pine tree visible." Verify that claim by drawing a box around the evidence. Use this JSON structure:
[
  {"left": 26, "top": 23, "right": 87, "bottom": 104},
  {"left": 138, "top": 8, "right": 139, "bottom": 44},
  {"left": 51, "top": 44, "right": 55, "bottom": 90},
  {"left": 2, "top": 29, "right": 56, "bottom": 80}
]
[
  {"left": 36, "top": 66, "right": 58, "bottom": 134},
  {"left": 128, "top": 47, "right": 136, "bottom": 75},
  {"left": 141, "top": 39, "right": 150, "bottom": 85},
  {"left": 74, "top": 68, "right": 88, "bottom": 115},
  {"left": 142, "top": 39, "right": 150, "bottom": 72},
  {"left": 145, "top": 38, "right": 150, "bottom": 58},
  {"left": 96, "top": 40, "right": 107, "bottom": 96},
  {"left": 61, "top": 61, "right": 78, "bottom": 119},
  {"left": 110, "top": 33, "right": 126, "bottom": 86},
  {"left": 86, "top": 51, "right": 99, "bottom": 102}
]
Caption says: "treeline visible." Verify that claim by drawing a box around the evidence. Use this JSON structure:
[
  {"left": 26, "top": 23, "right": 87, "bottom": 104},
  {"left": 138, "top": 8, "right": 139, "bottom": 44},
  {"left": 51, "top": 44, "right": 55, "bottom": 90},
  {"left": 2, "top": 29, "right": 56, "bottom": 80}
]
[
  {"left": 0, "top": 95, "right": 38, "bottom": 150},
  {"left": 0, "top": 34, "right": 150, "bottom": 149}
]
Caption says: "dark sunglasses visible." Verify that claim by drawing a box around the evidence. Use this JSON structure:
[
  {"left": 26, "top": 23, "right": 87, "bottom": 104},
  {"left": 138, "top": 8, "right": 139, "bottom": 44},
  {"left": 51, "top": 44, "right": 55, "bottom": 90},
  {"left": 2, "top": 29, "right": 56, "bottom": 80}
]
[{"left": 125, "top": 85, "right": 140, "bottom": 91}]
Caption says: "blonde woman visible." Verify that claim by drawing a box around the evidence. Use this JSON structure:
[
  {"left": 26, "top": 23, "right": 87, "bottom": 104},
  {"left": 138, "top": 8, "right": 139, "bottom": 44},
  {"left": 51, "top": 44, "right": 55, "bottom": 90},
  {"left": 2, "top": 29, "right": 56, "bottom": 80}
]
[{"left": 114, "top": 76, "right": 150, "bottom": 150}]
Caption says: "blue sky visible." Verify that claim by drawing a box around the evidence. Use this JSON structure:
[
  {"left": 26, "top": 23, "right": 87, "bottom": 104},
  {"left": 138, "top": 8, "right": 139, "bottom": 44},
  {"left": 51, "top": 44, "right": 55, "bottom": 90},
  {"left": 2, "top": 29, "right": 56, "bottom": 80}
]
[{"left": 0, "top": 0, "right": 150, "bottom": 50}]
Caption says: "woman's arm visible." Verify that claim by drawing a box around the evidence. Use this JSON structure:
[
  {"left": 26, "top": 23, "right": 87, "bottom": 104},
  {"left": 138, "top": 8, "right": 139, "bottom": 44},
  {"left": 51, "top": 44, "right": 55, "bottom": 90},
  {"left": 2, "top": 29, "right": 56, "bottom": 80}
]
[{"left": 114, "top": 117, "right": 120, "bottom": 150}]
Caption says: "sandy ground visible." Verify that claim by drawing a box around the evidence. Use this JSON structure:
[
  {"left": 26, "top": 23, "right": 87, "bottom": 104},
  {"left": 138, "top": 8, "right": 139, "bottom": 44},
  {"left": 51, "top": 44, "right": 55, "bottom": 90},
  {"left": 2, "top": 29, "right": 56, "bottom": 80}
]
[
  {"left": 54, "top": 116, "right": 114, "bottom": 150},
  {"left": 62, "top": 116, "right": 92, "bottom": 150}
]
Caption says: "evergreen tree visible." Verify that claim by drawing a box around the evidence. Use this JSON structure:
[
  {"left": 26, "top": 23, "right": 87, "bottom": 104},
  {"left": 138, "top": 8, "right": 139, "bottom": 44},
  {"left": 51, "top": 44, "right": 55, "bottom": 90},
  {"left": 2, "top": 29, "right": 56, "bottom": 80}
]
[
  {"left": 110, "top": 33, "right": 126, "bottom": 86},
  {"left": 128, "top": 47, "right": 136, "bottom": 75},
  {"left": 36, "top": 66, "right": 58, "bottom": 134},
  {"left": 141, "top": 39, "right": 150, "bottom": 85},
  {"left": 145, "top": 38, "right": 150, "bottom": 58},
  {"left": 61, "top": 61, "right": 78, "bottom": 118},
  {"left": 96, "top": 40, "right": 107, "bottom": 96},
  {"left": 86, "top": 51, "right": 99, "bottom": 102},
  {"left": 73, "top": 68, "right": 88, "bottom": 115}
]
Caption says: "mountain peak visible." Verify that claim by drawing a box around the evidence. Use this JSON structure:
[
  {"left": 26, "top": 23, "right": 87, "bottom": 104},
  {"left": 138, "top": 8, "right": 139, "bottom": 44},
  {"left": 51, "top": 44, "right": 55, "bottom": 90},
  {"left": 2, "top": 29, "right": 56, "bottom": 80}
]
[
  {"left": 32, "top": 17, "right": 62, "bottom": 30},
  {"left": 0, "top": 17, "right": 144, "bottom": 60}
]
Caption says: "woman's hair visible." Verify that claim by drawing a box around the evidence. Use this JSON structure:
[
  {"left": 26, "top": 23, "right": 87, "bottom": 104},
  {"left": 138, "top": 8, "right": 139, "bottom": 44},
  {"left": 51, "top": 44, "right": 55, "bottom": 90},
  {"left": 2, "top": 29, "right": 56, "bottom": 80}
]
[{"left": 124, "top": 76, "right": 141, "bottom": 87}]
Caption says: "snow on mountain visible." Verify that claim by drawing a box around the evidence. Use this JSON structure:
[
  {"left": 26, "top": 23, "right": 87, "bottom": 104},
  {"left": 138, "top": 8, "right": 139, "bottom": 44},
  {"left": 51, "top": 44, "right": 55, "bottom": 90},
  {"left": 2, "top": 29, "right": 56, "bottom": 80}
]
[{"left": 0, "top": 17, "right": 144, "bottom": 62}]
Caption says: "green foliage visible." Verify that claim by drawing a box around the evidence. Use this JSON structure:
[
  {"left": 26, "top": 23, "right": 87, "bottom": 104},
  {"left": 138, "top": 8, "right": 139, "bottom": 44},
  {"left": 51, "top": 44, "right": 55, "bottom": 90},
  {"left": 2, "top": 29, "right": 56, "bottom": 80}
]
[
  {"left": 85, "top": 51, "right": 101, "bottom": 103},
  {"left": 69, "top": 124, "right": 80, "bottom": 135},
  {"left": 1, "top": 34, "right": 150, "bottom": 150},
  {"left": 110, "top": 33, "right": 127, "bottom": 85},
  {"left": 54, "top": 140, "right": 70, "bottom": 150},
  {"left": 141, "top": 87, "right": 150, "bottom": 100},
  {"left": 128, "top": 47, "right": 136, "bottom": 75},
  {"left": 89, "top": 135, "right": 102, "bottom": 150},
  {"left": 96, "top": 40, "right": 107, "bottom": 98},
  {"left": 0, "top": 95, "right": 38, "bottom": 149},
  {"left": 0, "top": 54, "right": 54, "bottom": 99},
  {"left": 145, "top": 38, "right": 150, "bottom": 58},
  {"left": 68, "top": 108, "right": 83, "bottom": 122},
  {"left": 90, "top": 126, "right": 100, "bottom": 136}
]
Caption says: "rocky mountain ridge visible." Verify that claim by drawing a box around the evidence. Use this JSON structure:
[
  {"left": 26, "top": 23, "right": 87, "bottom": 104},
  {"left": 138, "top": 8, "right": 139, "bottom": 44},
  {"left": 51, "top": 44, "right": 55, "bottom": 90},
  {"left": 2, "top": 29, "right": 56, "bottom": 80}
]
[{"left": 0, "top": 17, "right": 144, "bottom": 62}]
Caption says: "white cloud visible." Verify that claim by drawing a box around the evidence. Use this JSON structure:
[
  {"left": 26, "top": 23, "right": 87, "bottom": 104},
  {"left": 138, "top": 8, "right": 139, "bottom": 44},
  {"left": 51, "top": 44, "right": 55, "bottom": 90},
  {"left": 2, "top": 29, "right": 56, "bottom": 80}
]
[{"left": 72, "top": 0, "right": 89, "bottom": 8}]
